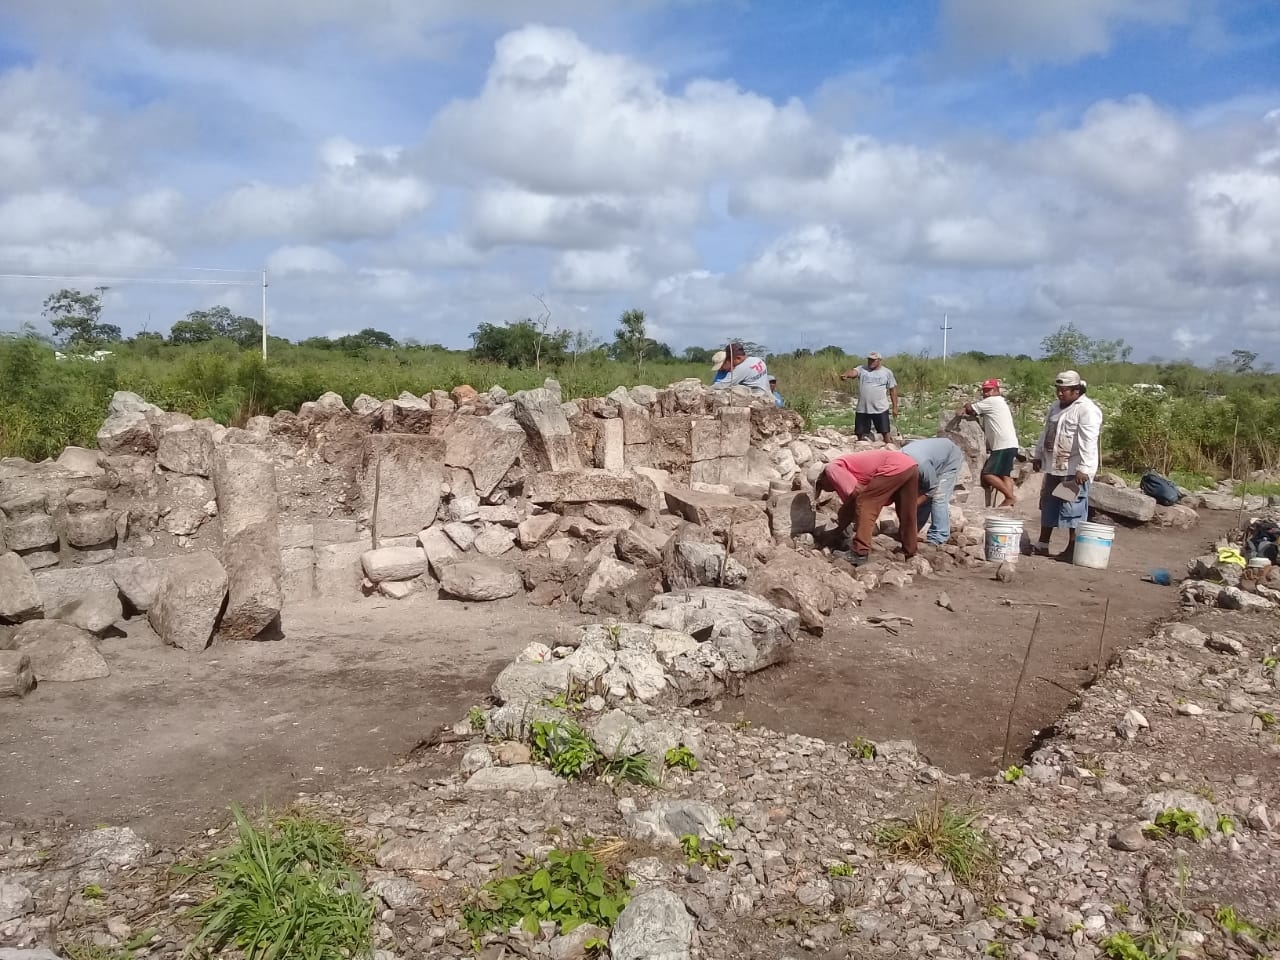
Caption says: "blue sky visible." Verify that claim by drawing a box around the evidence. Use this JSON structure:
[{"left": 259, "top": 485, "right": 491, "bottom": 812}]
[{"left": 0, "top": 0, "right": 1278, "bottom": 362}]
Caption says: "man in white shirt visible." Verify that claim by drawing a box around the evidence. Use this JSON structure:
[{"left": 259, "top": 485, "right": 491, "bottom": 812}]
[
  {"left": 711, "top": 342, "right": 771, "bottom": 394},
  {"left": 839, "top": 352, "right": 898, "bottom": 442},
  {"left": 1030, "top": 370, "right": 1104, "bottom": 561},
  {"left": 960, "top": 378, "right": 1021, "bottom": 508}
]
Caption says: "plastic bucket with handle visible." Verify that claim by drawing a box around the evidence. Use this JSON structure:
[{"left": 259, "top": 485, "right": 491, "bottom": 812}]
[
  {"left": 984, "top": 517, "right": 1024, "bottom": 564},
  {"left": 1073, "top": 520, "right": 1115, "bottom": 570}
]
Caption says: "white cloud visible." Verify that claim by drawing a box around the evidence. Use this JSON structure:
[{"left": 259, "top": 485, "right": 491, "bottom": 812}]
[
  {"left": 0, "top": 66, "right": 112, "bottom": 191},
  {"left": 1032, "top": 95, "right": 1187, "bottom": 198},
  {"left": 468, "top": 187, "right": 702, "bottom": 250},
  {"left": 209, "top": 141, "right": 433, "bottom": 241},
  {"left": 738, "top": 225, "right": 865, "bottom": 295},
  {"left": 427, "top": 25, "right": 831, "bottom": 195},
  {"left": 940, "top": 0, "right": 1191, "bottom": 67},
  {"left": 1189, "top": 168, "right": 1280, "bottom": 280},
  {"left": 267, "top": 245, "right": 348, "bottom": 275},
  {"left": 552, "top": 247, "right": 647, "bottom": 292},
  {"left": 922, "top": 216, "right": 1050, "bottom": 266}
]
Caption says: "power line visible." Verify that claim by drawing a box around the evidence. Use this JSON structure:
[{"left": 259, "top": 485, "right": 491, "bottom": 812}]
[{"left": 0, "top": 273, "right": 257, "bottom": 285}]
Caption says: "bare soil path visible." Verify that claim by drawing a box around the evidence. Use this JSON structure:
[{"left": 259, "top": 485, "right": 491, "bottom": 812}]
[
  {"left": 0, "top": 597, "right": 586, "bottom": 845},
  {"left": 734, "top": 512, "right": 1235, "bottom": 775}
]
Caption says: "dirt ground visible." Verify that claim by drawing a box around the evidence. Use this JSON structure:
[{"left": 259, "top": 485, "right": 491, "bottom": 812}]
[
  {"left": 735, "top": 511, "right": 1237, "bottom": 775},
  {"left": 0, "top": 510, "right": 1236, "bottom": 846},
  {"left": 0, "top": 597, "right": 587, "bottom": 845}
]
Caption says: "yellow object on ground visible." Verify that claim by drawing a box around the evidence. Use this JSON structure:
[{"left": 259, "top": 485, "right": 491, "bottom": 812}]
[{"left": 1216, "top": 547, "right": 1246, "bottom": 567}]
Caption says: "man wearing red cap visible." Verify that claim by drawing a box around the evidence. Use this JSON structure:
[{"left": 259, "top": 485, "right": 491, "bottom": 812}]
[
  {"left": 959, "top": 379, "right": 1020, "bottom": 507},
  {"left": 814, "top": 449, "right": 919, "bottom": 565}
]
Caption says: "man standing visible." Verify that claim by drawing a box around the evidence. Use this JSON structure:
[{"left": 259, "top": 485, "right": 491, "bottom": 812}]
[
  {"left": 814, "top": 449, "right": 919, "bottom": 565},
  {"left": 840, "top": 352, "right": 898, "bottom": 442},
  {"left": 1031, "top": 371, "right": 1103, "bottom": 561},
  {"left": 902, "top": 437, "right": 964, "bottom": 546},
  {"left": 712, "top": 342, "right": 771, "bottom": 394},
  {"left": 959, "top": 379, "right": 1020, "bottom": 508}
]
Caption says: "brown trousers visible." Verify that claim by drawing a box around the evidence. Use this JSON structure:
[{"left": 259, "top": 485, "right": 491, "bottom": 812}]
[{"left": 837, "top": 465, "right": 920, "bottom": 558}]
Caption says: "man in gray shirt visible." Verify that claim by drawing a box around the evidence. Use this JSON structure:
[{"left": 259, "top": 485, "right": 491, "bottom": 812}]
[
  {"left": 712, "top": 342, "right": 771, "bottom": 394},
  {"left": 840, "top": 352, "right": 898, "bottom": 441},
  {"left": 902, "top": 437, "right": 964, "bottom": 545}
]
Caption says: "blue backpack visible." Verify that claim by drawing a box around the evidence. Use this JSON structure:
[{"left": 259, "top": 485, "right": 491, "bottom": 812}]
[{"left": 1140, "top": 472, "right": 1181, "bottom": 506}]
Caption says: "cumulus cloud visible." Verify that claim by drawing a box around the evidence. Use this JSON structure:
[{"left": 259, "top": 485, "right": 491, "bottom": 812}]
[
  {"left": 940, "top": 0, "right": 1191, "bottom": 67},
  {"left": 208, "top": 139, "right": 433, "bottom": 241},
  {"left": 468, "top": 187, "right": 702, "bottom": 250},
  {"left": 267, "top": 245, "right": 348, "bottom": 275},
  {"left": 427, "top": 25, "right": 832, "bottom": 195}
]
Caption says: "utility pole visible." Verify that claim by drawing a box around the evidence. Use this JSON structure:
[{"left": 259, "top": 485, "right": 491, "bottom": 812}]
[
  {"left": 940, "top": 313, "right": 953, "bottom": 365},
  {"left": 261, "top": 269, "right": 268, "bottom": 362}
]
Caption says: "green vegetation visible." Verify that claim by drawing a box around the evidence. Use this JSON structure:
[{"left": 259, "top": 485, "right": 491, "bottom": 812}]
[
  {"left": 847, "top": 736, "right": 876, "bottom": 760},
  {"left": 4, "top": 297, "right": 1278, "bottom": 483},
  {"left": 874, "top": 800, "right": 996, "bottom": 886},
  {"left": 529, "top": 719, "right": 657, "bottom": 786},
  {"left": 679, "top": 834, "right": 731, "bottom": 869},
  {"left": 664, "top": 745, "right": 699, "bottom": 772},
  {"left": 1142, "top": 808, "right": 1208, "bottom": 842},
  {"left": 179, "top": 805, "right": 374, "bottom": 960},
  {"left": 467, "top": 705, "right": 487, "bottom": 731},
  {"left": 826, "top": 861, "right": 856, "bottom": 878},
  {"left": 461, "top": 846, "right": 631, "bottom": 940},
  {"left": 718, "top": 815, "right": 737, "bottom": 832},
  {"left": 1000, "top": 765, "right": 1025, "bottom": 783},
  {"left": 81, "top": 883, "right": 105, "bottom": 900}
]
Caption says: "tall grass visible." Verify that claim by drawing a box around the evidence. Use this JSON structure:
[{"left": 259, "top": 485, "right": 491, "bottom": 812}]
[{"left": 2, "top": 334, "right": 1277, "bottom": 480}]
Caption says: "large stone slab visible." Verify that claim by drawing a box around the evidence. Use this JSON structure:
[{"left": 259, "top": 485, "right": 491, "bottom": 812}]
[
  {"left": 361, "top": 434, "right": 445, "bottom": 538},
  {"left": 611, "top": 889, "right": 695, "bottom": 960},
  {"left": 213, "top": 444, "right": 283, "bottom": 641},
  {"left": 526, "top": 469, "right": 661, "bottom": 516},
  {"left": 768, "top": 490, "right": 816, "bottom": 540},
  {"left": 314, "top": 541, "right": 366, "bottom": 602},
  {"left": 112, "top": 557, "right": 162, "bottom": 612},
  {"left": 51, "top": 589, "right": 123, "bottom": 635},
  {"left": 1089, "top": 482, "right": 1157, "bottom": 522},
  {"left": 361, "top": 546, "right": 426, "bottom": 583},
  {"left": 438, "top": 560, "right": 522, "bottom": 601},
  {"left": 13, "top": 620, "right": 109, "bottom": 681},
  {"left": 661, "top": 536, "right": 747, "bottom": 590},
  {"left": 641, "top": 587, "right": 798, "bottom": 674},
  {"left": 148, "top": 550, "right": 228, "bottom": 652},
  {"left": 157, "top": 423, "right": 215, "bottom": 477},
  {"left": 0, "top": 551, "right": 42, "bottom": 623},
  {"left": 443, "top": 417, "right": 526, "bottom": 498},
  {"left": 515, "top": 387, "right": 582, "bottom": 471},
  {"left": 663, "top": 487, "right": 767, "bottom": 534}
]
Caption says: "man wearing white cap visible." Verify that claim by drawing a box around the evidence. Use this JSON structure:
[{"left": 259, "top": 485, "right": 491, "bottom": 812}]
[
  {"left": 1031, "top": 370, "right": 1103, "bottom": 561},
  {"left": 959, "top": 378, "right": 1020, "bottom": 508},
  {"left": 710, "top": 350, "right": 729, "bottom": 384},
  {"left": 840, "top": 352, "right": 898, "bottom": 442}
]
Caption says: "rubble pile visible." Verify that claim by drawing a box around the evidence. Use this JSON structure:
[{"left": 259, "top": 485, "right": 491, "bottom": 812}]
[
  {"left": 2, "top": 538, "right": 1276, "bottom": 960},
  {"left": 0, "top": 379, "right": 1004, "bottom": 688}
]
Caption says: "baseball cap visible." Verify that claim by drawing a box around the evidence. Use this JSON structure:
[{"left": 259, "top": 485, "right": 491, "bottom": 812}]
[
  {"left": 1054, "top": 370, "right": 1085, "bottom": 387},
  {"left": 711, "top": 350, "right": 726, "bottom": 372},
  {"left": 981, "top": 378, "right": 1000, "bottom": 390},
  {"left": 867, "top": 351, "right": 882, "bottom": 360}
]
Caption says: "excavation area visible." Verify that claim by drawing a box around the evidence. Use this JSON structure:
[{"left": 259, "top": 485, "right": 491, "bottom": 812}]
[{"left": 1, "top": 517, "right": 1226, "bottom": 845}]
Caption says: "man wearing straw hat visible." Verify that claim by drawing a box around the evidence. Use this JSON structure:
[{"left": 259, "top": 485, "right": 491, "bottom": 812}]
[{"left": 1030, "top": 370, "right": 1103, "bottom": 561}]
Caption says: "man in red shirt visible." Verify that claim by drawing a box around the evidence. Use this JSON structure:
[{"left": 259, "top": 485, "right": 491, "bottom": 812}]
[{"left": 814, "top": 449, "right": 920, "bottom": 565}]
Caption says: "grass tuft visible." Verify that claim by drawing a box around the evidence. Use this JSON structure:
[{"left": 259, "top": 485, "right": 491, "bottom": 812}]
[
  {"left": 874, "top": 799, "right": 996, "bottom": 886},
  {"left": 179, "top": 805, "right": 374, "bottom": 960}
]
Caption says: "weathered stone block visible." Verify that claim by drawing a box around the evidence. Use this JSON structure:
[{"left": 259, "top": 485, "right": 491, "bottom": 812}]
[
  {"left": 214, "top": 444, "right": 282, "bottom": 641},
  {"left": 13, "top": 620, "right": 110, "bottom": 681},
  {"left": 597, "top": 418, "right": 625, "bottom": 472},
  {"left": 361, "top": 434, "right": 445, "bottom": 539},
  {"left": 443, "top": 417, "right": 526, "bottom": 498},
  {"left": 664, "top": 487, "right": 767, "bottom": 534},
  {"left": 621, "top": 404, "right": 651, "bottom": 445},
  {"left": 438, "top": 560, "right": 522, "bottom": 601},
  {"left": 281, "top": 546, "right": 315, "bottom": 604},
  {"left": 0, "top": 551, "right": 42, "bottom": 623},
  {"left": 157, "top": 423, "right": 215, "bottom": 477},
  {"left": 526, "top": 470, "right": 661, "bottom": 517},
  {"left": 5, "top": 515, "right": 57, "bottom": 552},
  {"left": 768, "top": 491, "right": 816, "bottom": 540},
  {"left": 1089, "top": 483, "right": 1157, "bottom": 523},
  {"left": 148, "top": 550, "right": 228, "bottom": 652},
  {"left": 0, "top": 650, "right": 36, "bottom": 697},
  {"left": 515, "top": 388, "right": 582, "bottom": 471},
  {"left": 64, "top": 510, "right": 117, "bottom": 548},
  {"left": 314, "top": 542, "right": 365, "bottom": 601},
  {"left": 112, "top": 557, "right": 161, "bottom": 612},
  {"left": 361, "top": 546, "right": 427, "bottom": 583}
]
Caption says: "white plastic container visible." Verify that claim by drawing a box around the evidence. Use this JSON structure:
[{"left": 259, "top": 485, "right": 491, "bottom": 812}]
[
  {"left": 984, "top": 516, "right": 1024, "bottom": 564},
  {"left": 1073, "top": 520, "right": 1115, "bottom": 569}
]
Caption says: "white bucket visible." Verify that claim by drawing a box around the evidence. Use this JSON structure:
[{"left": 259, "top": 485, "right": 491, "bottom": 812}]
[
  {"left": 984, "top": 517, "right": 1024, "bottom": 564},
  {"left": 1074, "top": 521, "right": 1115, "bottom": 570}
]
